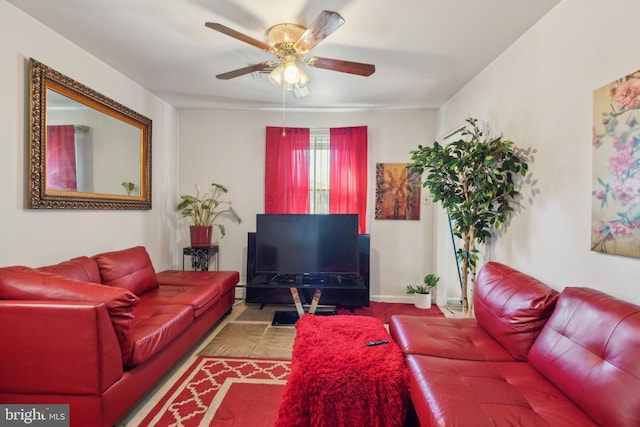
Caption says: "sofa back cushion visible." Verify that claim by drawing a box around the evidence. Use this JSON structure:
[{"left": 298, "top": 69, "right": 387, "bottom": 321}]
[
  {"left": 37, "top": 256, "right": 102, "bottom": 283},
  {"left": 528, "top": 287, "right": 640, "bottom": 427},
  {"left": 93, "top": 246, "right": 158, "bottom": 296},
  {"left": 474, "top": 262, "right": 559, "bottom": 360},
  {"left": 0, "top": 266, "right": 140, "bottom": 365}
]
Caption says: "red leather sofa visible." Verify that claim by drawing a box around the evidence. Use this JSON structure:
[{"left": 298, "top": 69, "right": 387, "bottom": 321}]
[
  {"left": 390, "top": 262, "right": 640, "bottom": 427},
  {"left": 0, "top": 246, "right": 239, "bottom": 427}
]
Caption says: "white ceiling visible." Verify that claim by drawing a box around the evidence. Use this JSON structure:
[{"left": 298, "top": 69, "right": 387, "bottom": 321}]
[{"left": 9, "top": 0, "right": 560, "bottom": 111}]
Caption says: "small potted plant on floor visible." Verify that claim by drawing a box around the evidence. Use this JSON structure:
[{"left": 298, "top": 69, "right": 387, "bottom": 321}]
[
  {"left": 406, "top": 273, "right": 439, "bottom": 309},
  {"left": 177, "top": 183, "right": 241, "bottom": 247}
]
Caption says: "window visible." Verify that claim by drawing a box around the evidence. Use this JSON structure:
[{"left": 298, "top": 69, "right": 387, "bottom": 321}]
[
  {"left": 309, "top": 129, "right": 330, "bottom": 213},
  {"left": 265, "top": 125, "right": 368, "bottom": 233}
]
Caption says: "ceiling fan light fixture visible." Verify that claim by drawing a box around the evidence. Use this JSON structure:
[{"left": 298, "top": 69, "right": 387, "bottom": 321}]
[
  {"left": 267, "top": 23, "right": 305, "bottom": 46},
  {"left": 268, "top": 63, "right": 285, "bottom": 86},
  {"left": 283, "top": 61, "right": 301, "bottom": 84},
  {"left": 293, "top": 85, "right": 310, "bottom": 98},
  {"left": 296, "top": 66, "right": 310, "bottom": 88},
  {"left": 269, "top": 60, "right": 311, "bottom": 91}
]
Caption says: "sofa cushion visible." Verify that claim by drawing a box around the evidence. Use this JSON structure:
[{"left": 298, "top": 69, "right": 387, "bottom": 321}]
[
  {"left": 0, "top": 266, "right": 139, "bottom": 364},
  {"left": 156, "top": 270, "right": 240, "bottom": 296},
  {"left": 37, "top": 256, "right": 102, "bottom": 283},
  {"left": 140, "top": 285, "right": 221, "bottom": 318},
  {"left": 389, "top": 316, "right": 515, "bottom": 361},
  {"left": 405, "top": 354, "right": 599, "bottom": 427},
  {"left": 474, "top": 262, "right": 558, "bottom": 360},
  {"left": 93, "top": 246, "right": 159, "bottom": 296},
  {"left": 127, "top": 300, "right": 193, "bottom": 367},
  {"left": 528, "top": 287, "right": 640, "bottom": 427}
]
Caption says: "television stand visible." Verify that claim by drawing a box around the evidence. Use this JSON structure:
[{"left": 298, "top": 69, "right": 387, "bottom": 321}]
[
  {"left": 247, "top": 273, "right": 365, "bottom": 324},
  {"left": 267, "top": 273, "right": 350, "bottom": 286},
  {"left": 246, "top": 233, "right": 370, "bottom": 309}
]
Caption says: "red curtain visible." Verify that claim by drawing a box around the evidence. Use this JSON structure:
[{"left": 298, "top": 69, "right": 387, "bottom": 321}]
[
  {"left": 46, "top": 125, "right": 77, "bottom": 191},
  {"left": 265, "top": 126, "right": 310, "bottom": 213},
  {"left": 329, "top": 126, "right": 368, "bottom": 233}
]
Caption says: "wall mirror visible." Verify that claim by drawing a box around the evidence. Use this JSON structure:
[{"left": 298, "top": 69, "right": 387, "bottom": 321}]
[{"left": 29, "top": 58, "right": 152, "bottom": 209}]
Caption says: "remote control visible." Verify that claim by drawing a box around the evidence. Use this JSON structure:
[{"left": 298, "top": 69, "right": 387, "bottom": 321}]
[{"left": 366, "top": 340, "right": 389, "bottom": 346}]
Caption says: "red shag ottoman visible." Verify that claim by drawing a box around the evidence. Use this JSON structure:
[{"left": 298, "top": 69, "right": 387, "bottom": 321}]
[{"left": 275, "top": 314, "right": 408, "bottom": 427}]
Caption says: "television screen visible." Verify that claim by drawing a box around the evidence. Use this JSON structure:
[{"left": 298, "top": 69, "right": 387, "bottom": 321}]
[{"left": 256, "top": 214, "right": 359, "bottom": 275}]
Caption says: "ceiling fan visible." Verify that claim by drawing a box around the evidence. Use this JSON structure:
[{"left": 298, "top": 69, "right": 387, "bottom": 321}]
[{"left": 205, "top": 10, "right": 375, "bottom": 97}]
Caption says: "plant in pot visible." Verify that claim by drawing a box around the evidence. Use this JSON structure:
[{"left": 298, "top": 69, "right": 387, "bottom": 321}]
[
  {"left": 121, "top": 181, "right": 136, "bottom": 196},
  {"left": 408, "top": 118, "right": 529, "bottom": 314},
  {"left": 406, "top": 274, "right": 439, "bottom": 309},
  {"left": 177, "top": 183, "right": 241, "bottom": 247}
]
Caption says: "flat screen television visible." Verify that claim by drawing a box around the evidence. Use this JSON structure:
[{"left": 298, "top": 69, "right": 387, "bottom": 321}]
[{"left": 256, "top": 214, "right": 359, "bottom": 276}]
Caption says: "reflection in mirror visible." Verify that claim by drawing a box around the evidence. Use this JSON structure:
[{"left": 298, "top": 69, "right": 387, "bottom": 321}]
[
  {"left": 46, "top": 89, "right": 142, "bottom": 195},
  {"left": 29, "top": 58, "right": 152, "bottom": 209}
]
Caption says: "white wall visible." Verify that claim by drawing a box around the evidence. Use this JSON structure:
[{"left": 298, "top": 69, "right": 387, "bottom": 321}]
[
  {"left": 436, "top": 0, "right": 640, "bottom": 305},
  {"left": 0, "top": 1, "right": 178, "bottom": 268},
  {"left": 176, "top": 110, "right": 437, "bottom": 302}
]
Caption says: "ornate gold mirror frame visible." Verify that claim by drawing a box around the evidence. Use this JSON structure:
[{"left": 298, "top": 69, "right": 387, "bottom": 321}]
[{"left": 29, "top": 58, "right": 152, "bottom": 209}]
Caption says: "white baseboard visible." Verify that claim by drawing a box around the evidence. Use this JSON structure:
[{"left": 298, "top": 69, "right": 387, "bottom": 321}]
[
  {"left": 235, "top": 287, "right": 245, "bottom": 299},
  {"left": 371, "top": 295, "right": 414, "bottom": 304},
  {"left": 446, "top": 297, "right": 463, "bottom": 307}
]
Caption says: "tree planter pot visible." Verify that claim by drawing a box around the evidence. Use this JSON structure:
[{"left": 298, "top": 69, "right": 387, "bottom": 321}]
[
  {"left": 190, "top": 226, "right": 213, "bottom": 248},
  {"left": 413, "top": 293, "right": 432, "bottom": 309}
]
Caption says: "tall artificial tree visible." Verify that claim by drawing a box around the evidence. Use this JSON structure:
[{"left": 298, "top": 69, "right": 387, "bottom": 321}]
[{"left": 408, "top": 118, "right": 529, "bottom": 313}]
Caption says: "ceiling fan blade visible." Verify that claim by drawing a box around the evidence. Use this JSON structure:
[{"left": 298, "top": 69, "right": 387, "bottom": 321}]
[
  {"left": 308, "top": 57, "right": 375, "bottom": 76},
  {"left": 205, "top": 22, "right": 272, "bottom": 52},
  {"left": 295, "top": 10, "right": 345, "bottom": 51},
  {"left": 216, "top": 62, "right": 273, "bottom": 80}
]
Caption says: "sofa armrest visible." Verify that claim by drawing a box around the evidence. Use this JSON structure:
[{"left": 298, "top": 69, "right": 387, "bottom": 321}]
[{"left": 0, "top": 301, "right": 123, "bottom": 395}]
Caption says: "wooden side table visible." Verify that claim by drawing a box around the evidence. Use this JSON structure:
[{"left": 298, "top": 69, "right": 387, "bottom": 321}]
[{"left": 182, "top": 245, "right": 219, "bottom": 271}]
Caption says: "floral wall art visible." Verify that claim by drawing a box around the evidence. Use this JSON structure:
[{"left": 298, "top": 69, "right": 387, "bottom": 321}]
[
  {"left": 375, "top": 163, "right": 421, "bottom": 220},
  {"left": 592, "top": 70, "right": 640, "bottom": 258}
]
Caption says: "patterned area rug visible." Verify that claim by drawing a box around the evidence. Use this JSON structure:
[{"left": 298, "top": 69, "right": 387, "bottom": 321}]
[
  {"left": 138, "top": 356, "right": 290, "bottom": 427},
  {"left": 336, "top": 301, "right": 445, "bottom": 323}
]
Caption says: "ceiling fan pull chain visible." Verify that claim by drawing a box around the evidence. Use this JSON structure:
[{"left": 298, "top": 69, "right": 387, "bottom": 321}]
[{"left": 282, "top": 82, "right": 287, "bottom": 137}]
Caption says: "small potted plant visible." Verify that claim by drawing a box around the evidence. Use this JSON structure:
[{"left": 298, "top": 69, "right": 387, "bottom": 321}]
[
  {"left": 177, "top": 183, "right": 241, "bottom": 247},
  {"left": 406, "top": 273, "right": 439, "bottom": 309},
  {"left": 121, "top": 181, "right": 136, "bottom": 196}
]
